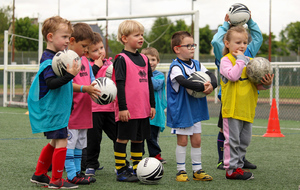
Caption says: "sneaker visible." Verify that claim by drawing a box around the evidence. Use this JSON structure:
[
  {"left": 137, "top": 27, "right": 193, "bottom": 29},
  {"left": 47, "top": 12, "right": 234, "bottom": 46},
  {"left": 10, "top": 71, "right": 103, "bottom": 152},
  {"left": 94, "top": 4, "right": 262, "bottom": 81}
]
[
  {"left": 114, "top": 165, "right": 134, "bottom": 174},
  {"left": 226, "top": 168, "right": 254, "bottom": 180},
  {"left": 48, "top": 178, "right": 78, "bottom": 189},
  {"left": 154, "top": 154, "right": 167, "bottom": 164},
  {"left": 243, "top": 159, "right": 257, "bottom": 169},
  {"left": 193, "top": 169, "right": 213, "bottom": 181},
  {"left": 217, "top": 160, "right": 225, "bottom": 170},
  {"left": 117, "top": 170, "right": 139, "bottom": 182},
  {"left": 30, "top": 173, "right": 50, "bottom": 186},
  {"left": 176, "top": 170, "right": 189, "bottom": 182},
  {"left": 85, "top": 168, "right": 95, "bottom": 176},
  {"left": 68, "top": 172, "right": 96, "bottom": 185}
]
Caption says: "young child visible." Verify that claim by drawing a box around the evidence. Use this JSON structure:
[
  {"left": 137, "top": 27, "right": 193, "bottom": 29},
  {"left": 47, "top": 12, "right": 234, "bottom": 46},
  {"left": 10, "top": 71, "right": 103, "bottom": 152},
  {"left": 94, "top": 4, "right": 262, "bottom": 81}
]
[
  {"left": 112, "top": 20, "right": 156, "bottom": 182},
  {"left": 64, "top": 23, "right": 99, "bottom": 185},
  {"left": 167, "top": 31, "right": 217, "bottom": 182},
  {"left": 220, "top": 26, "right": 273, "bottom": 180},
  {"left": 28, "top": 16, "right": 80, "bottom": 189},
  {"left": 83, "top": 32, "right": 120, "bottom": 176},
  {"left": 211, "top": 12, "right": 263, "bottom": 170},
  {"left": 141, "top": 47, "right": 167, "bottom": 164}
]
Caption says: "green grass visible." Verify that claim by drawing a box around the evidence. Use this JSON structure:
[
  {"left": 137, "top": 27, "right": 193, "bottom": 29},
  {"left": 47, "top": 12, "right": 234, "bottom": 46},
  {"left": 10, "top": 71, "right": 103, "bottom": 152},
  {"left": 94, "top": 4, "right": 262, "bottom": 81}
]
[{"left": 0, "top": 107, "right": 300, "bottom": 190}]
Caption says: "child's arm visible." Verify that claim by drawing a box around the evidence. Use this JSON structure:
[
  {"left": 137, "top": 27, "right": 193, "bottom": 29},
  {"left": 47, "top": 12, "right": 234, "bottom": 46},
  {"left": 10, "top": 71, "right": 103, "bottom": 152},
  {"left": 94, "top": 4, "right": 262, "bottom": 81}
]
[
  {"left": 73, "top": 83, "right": 100, "bottom": 100},
  {"left": 220, "top": 54, "right": 248, "bottom": 82},
  {"left": 257, "top": 73, "right": 274, "bottom": 90},
  {"left": 151, "top": 76, "right": 165, "bottom": 91},
  {"left": 247, "top": 18, "right": 263, "bottom": 57}
]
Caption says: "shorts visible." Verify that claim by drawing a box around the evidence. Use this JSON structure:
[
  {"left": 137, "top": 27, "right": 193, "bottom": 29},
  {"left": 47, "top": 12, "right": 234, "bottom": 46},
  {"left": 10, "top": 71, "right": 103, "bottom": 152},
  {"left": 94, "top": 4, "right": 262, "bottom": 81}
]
[
  {"left": 117, "top": 118, "right": 150, "bottom": 141},
  {"left": 171, "top": 121, "right": 202, "bottom": 135},
  {"left": 67, "top": 129, "right": 87, "bottom": 149},
  {"left": 44, "top": 127, "right": 68, "bottom": 139}
]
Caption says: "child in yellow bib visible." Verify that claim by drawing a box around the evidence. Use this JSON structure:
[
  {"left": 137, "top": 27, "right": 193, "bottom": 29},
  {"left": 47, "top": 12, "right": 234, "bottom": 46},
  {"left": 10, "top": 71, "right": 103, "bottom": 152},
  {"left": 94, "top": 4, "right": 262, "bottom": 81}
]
[{"left": 220, "top": 26, "right": 273, "bottom": 180}]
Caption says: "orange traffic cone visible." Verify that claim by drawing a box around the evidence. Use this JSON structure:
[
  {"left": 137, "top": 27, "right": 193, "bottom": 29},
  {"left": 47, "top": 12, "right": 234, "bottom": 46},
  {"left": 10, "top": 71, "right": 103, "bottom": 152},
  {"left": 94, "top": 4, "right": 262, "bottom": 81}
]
[{"left": 263, "top": 98, "right": 285, "bottom": 137}]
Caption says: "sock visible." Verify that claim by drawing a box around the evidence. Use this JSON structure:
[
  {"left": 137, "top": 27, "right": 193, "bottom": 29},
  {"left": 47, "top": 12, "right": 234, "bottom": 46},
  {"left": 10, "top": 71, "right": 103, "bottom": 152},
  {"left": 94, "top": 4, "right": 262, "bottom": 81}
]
[
  {"left": 51, "top": 147, "right": 67, "bottom": 181},
  {"left": 64, "top": 148, "right": 76, "bottom": 180},
  {"left": 131, "top": 142, "right": 143, "bottom": 172},
  {"left": 217, "top": 131, "right": 225, "bottom": 162},
  {"left": 114, "top": 142, "right": 127, "bottom": 174},
  {"left": 35, "top": 143, "right": 55, "bottom": 176},
  {"left": 176, "top": 145, "right": 186, "bottom": 172},
  {"left": 74, "top": 148, "right": 82, "bottom": 174},
  {"left": 191, "top": 147, "right": 202, "bottom": 172}
]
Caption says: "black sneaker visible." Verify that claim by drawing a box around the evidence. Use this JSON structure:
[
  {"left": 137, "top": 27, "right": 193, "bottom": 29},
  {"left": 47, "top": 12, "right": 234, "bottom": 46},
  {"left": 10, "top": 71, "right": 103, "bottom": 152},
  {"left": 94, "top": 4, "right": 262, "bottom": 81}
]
[
  {"left": 48, "top": 178, "right": 78, "bottom": 189},
  {"left": 217, "top": 160, "right": 225, "bottom": 170},
  {"left": 226, "top": 168, "right": 254, "bottom": 180},
  {"left": 117, "top": 170, "right": 139, "bottom": 182},
  {"left": 243, "top": 159, "right": 257, "bottom": 169},
  {"left": 78, "top": 172, "right": 96, "bottom": 183},
  {"left": 30, "top": 173, "right": 50, "bottom": 185},
  {"left": 68, "top": 172, "right": 95, "bottom": 185}
]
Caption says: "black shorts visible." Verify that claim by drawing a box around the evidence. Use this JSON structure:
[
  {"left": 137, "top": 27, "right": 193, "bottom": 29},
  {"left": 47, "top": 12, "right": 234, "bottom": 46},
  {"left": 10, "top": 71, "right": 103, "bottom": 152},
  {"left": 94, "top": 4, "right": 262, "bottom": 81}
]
[
  {"left": 44, "top": 127, "right": 68, "bottom": 139},
  {"left": 218, "top": 105, "right": 223, "bottom": 129},
  {"left": 117, "top": 118, "right": 150, "bottom": 141}
]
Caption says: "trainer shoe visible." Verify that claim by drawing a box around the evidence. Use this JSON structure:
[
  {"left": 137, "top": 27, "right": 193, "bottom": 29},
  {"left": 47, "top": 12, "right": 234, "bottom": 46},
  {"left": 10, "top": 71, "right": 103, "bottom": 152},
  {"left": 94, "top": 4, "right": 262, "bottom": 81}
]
[
  {"left": 176, "top": 170, "right": 189, "bottom": 182},
  {"left": 243, "top": 159, "right": 257, "bottom": 169},
  {"left": 217, "top": 160, "right": 225, "bottom": 170},
  {"left": 154, "top": 154, "right": 167, "bottom": 164},
  {"left": 116, "top": 170, "right": 139, "bottom": 182},
  {"left": 30, "top": 173, "right": 50, "bottom": 186},
  {"left": 78, "top": 172, "right": 96, "bottom": 183},
  {"left": 85, "top": 168, "right": 95, "bottom": 176},
  {"left": 48, "top": 178, "right": 78, "bottom": 189},
  {"left": 68, "top": 172, "right": 96, "bottom": 185},
  {"left": 193, "top": 169, "right": 213, "bottom": 181},
  {"left": 226, "top": 168, "right": 254, "bottom": 180}
]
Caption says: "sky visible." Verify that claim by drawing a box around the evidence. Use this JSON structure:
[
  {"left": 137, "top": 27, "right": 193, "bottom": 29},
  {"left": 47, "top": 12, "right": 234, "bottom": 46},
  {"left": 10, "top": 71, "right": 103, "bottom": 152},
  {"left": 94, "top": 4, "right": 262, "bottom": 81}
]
[{"left": 2, "top": 0, "right": 300, "bottom": 40}]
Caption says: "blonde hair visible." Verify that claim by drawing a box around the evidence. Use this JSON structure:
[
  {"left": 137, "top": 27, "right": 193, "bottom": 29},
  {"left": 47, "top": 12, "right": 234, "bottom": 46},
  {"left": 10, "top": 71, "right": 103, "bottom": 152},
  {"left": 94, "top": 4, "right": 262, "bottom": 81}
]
[
  {"left": 222, "top": 25, "right": 248, "bottom": 56},
  {"left": 42, "top": 16, "right": 73, "bottom": 42},
  {"left": 117, "top": 20, "right": 144, "bottom": 45},
  {"left": 141, "top": 47, "right": 160, "bottom": 62}
]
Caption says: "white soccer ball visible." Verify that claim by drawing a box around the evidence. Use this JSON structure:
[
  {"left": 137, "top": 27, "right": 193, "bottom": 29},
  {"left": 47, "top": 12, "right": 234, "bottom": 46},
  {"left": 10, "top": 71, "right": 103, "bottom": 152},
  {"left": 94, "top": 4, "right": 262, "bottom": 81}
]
[
  {"left": 246, "top": 57, "right": 273, "bottom": 84},
  {"left": 228, "top": 3, "right": 250, "bottom": 26},
  {"left": 105, "top": 64, "right": 113, "bottom": 79},
  {"left": 186, "top": 71, "right": 211, "bottom": 98},
  {"left": 52, "top": 49, "right": 81, "bottom": 77},
  {"left": 136, "top": 157, "right": 164, "bottom": 184},
  {"left": 92, "top": 77, "right": 117, "bottom": 105}
]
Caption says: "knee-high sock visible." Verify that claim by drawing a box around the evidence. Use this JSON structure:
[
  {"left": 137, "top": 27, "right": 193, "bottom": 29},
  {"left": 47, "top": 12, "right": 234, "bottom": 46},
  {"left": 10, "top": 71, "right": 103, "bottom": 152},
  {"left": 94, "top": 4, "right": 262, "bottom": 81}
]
[
  {"left": 191, "top": 147, "right": 202, "bottom": 172},
  {"left": 52, "top": 147, "right": 67, "bottom": 181},
  {"left": 176, "top": 145, "right": 187, "bottom": 172},
  {"left": 217, "top": 131, "right": 225, "bottom": 162},
  {"left": 64, "top": 149, "right": 76, "bottom": 180},
  {"left": 114, "top": 142, "right": 127, "bottom": 174},
  {"left": 74, "top": 148, "right": 82, "bottom": 174},
  {"left": 35, "top": 143, "right": 55, "bottom": 176},
  {"left": 131, "top": 142, "right": 143, "bottom": 172}
]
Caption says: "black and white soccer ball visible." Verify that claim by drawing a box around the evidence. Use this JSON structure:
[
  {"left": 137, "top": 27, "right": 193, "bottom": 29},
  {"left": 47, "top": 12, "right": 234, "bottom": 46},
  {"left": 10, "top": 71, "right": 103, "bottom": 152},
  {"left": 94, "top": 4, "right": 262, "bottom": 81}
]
[
  {"left": 136, "top": 157, "right": 164, "bottom": 184},
  {"left": 105, "top": 64, "right": 113, "bottom": 79},
  {"left": 246, "top": 57, "right": 273, "bottom": 84},
  {"left": 186, "top": 71, "right": 211, "bottom": 98},
  {"left": 52, "top": 49, "right": 81, "bottom": 77},
  {"left": 92, "top": 77, "right": 117, "bottom": 105},
  {"left": 228, "top": 3, "right": 250, "bottom": 25}
]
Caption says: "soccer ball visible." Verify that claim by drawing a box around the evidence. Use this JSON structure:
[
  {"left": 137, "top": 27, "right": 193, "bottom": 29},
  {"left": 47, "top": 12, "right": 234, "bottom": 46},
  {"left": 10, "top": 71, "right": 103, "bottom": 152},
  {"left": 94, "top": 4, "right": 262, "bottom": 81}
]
[
  {"left": 136, "top": 157, "right": 164, "bottom": 184},
  {"left": 52, "top": 49, "right": 81, "bottom": 77},
  {"left": 246, "top": 57, "right": 273, "bottom": 84},
  {"left": 105, "top": 64, "right": 113, "bottom": 79},
  {"left": 92, "top": 77, "right": 117, "bottom": 105},
  {"left": 228, "top": 3, "right": 250, "bottom": 25},
  {"left": 186, "top": 71, "right": 211, "bottom": 98}
]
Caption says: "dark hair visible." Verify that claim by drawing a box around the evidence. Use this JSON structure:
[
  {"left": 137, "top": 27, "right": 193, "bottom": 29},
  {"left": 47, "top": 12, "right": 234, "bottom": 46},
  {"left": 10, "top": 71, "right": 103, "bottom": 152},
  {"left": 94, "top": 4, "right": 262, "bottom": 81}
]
[
  {"left": 71, "top": 23, "right": 94, "bottom": 42},
  {"left": 171, "top": 31, "right": 193, "bottom": 53},
  {"left": 92, "top": 32, "right": 103, "bottom": 45}
]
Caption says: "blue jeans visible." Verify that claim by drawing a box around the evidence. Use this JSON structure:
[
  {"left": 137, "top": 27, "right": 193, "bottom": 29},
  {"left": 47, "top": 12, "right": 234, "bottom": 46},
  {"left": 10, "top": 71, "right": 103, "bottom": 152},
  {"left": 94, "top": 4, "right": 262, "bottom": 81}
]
[{"left": 144, "top": 125, "right": 161, "bottom": 157}]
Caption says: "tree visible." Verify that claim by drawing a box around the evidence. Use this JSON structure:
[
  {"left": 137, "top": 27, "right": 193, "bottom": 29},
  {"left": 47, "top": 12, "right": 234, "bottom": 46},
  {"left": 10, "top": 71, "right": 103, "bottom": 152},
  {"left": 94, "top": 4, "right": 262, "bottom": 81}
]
[
  {"left": 199, "top": 25, "right": 213, "bottom": 54},
  {"left": 258, "top": 33, "right": 277, "bottom": 55},
  {"left": 283, "top": 21, "right": 300, "bottom": 55},
  {"left": 0, "top": 5, "right": 12, "bottom": 50},
  {"left": 14, "top": 17, "right": 39, "bottom": 51}
]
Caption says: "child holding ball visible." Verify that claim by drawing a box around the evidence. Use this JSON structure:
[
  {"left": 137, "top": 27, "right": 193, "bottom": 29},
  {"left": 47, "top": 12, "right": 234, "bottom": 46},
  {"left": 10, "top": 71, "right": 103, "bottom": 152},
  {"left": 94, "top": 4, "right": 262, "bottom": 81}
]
[{"left": 220, "top": 25, "right": 274, "bottom": 180}]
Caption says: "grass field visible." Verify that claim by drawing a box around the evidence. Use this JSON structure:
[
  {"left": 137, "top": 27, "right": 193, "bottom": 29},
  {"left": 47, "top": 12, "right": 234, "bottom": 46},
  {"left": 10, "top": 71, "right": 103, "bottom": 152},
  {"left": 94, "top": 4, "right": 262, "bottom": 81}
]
[{"left": 0, "top": 107, "right": 299, "bottom": 190}]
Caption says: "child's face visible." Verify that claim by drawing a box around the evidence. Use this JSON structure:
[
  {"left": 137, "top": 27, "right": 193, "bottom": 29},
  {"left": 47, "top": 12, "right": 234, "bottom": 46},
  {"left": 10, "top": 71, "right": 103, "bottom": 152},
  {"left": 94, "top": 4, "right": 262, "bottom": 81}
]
[
  {"left": 146, "top": 54, "right": 159, "bottom": 72},
  {"left": 225, "top": 31, "right": 248, "bottom": 54},
  {"left": 69, "top": 38, "right": 91, "bottom": 57},
  {"left": 123, "top": 30, "right": 144, "bottom": 52},
  {"left": 51, "top": 23, "right": 72, "bottom": 52},
  {"left": 174, "top": 36, "right": 195, "bottom": 61},
  {"left": 88, "top": 41, "right": 106, "bottom": 61}
]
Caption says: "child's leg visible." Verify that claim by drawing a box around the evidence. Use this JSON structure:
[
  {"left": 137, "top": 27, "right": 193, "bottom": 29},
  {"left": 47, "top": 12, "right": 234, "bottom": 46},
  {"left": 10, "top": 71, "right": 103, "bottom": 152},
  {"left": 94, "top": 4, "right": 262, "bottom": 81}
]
[
  {"left": 64, "top": 129, "right": 77, "bottom": 180},
  {"left": 239, "top": 122, "right": 252, "bottom": 168},
  {"left": 51, "top": 138, "right": 68, "bottom": 181},
  {"left": 217, "top": 108, "right": 225, "bottom": 163},
  {"left": 176, "top": 135, "right": 188, "bottom": 172},
  {"left": 190, "top": 133, "right": 202, "bottom": 172},
  {"left": 146, "top": 125, "right": 161, "bottom": 157},
  {"left": 34, "top": 143, "right": 55, "bottom": 176},
  {"left": 114, "top": 141, "right": 128, "bottom": 173},
  {"left": 130, "top": 141, "right": 143, "bottom": 172},
  {"left": 73, "top": 129, "right": 87, "bottom": 174}
]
